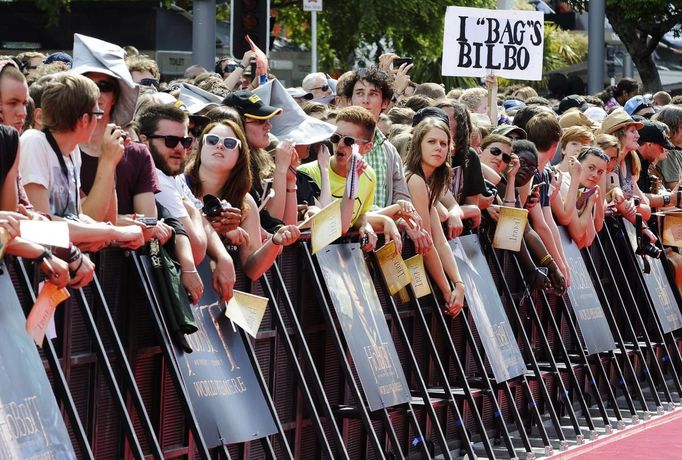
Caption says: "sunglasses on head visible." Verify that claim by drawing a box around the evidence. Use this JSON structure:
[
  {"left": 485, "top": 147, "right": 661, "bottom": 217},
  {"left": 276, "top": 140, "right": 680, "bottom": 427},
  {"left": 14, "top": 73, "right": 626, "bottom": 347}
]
[
  {"left": 330, "top": 133, "right": 369, "bottom": 147},
  {"left": 223, "top": 63, "right": 238, "bottom": 74},
  {"left": 356, "top": 68, "right": 389, "bottom": 80},
  {"left": 147, "top": 134, "right": 193, "bottom": 149},
  {"left": 96, "top": 80, "right": 116, "bottom": 93},
  {"left": 489, "top": 146, "right": 512, "bottom": 163},
  {"left": 139, "top": 78, "right": 159, "bottom": 89},
  {"left": 204, "top": 133, "right": 241, "bottom": 150}
]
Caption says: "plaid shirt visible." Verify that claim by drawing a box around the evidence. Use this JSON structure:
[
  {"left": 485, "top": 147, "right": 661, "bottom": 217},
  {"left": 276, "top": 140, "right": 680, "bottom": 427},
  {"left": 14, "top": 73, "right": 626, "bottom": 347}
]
[{"left": 365, "top": 130, "right": 387, "bottom": 208}]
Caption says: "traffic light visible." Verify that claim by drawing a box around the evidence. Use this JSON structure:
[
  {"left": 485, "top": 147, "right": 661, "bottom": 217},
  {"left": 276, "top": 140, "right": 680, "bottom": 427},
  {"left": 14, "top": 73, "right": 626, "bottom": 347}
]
[{"left": 231, "top": 0, "right": 270, "bottom": 58}]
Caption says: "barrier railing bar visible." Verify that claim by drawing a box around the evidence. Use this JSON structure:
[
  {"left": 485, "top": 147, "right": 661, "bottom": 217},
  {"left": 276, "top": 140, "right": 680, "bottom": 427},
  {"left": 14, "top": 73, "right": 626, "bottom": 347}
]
[
  {"left": 302, "top": 242, "right": 387, "bottom": 459},
  {"left": 89, "top": 255, "right": 164, "bottom": 458},
  {"left": 13, "top": 258, "right": 95, "bottom": 459},
  {"left": 613, "top": 223, "right": 682, "bottom": 401},
  {"left": 239, "top": 327, "right": 293, "bottom": 459},
  {"left": 367, "top": 252, "right": 454, "bottom": 459},
  {"left": 130, "top": 253, "right": 212, "bottom": 459},
  {"left": 589, "top": 232, "right": 648, "bottom": 418},
  {"left": 265, "top": 261, "right": 349, "bottom": 459},
  {"left": 390, "top": 268, "right": 493, "bottom": 459},
  {"left": 557, "top": 296, "right": 616, "bottom": 430},
  {"left": 423, "top": 269, "right": 528, "bottom": 457},
  {"left": 506, "top": 252, "right": 589, "bottom": 439},
  {"left": 579, "top": 245, "right": 639, "bottom": 425},
  {"left": 479, "top": 233, "right": 569, "bottom": 448},
  {"left": 71, "top": 278, "right": 145, "bottom": 458},
  {"left": 601, "top": 220, "right": 675, "bottom": 409}
]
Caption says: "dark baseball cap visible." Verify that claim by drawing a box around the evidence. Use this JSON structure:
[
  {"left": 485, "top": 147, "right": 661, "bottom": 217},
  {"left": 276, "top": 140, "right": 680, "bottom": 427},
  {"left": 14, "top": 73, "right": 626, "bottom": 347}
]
[
  {"left": 638, "top": 121, "right": 675, "bottom": 150},
  {"left": 557, "top": 94, "right": 587, "bottom": 115},
  {"left": 222, "top": 90, "right": 283, "bottom": 120},
  {"left": 412, "top": 106, "right": 450, "bottom": 127}
]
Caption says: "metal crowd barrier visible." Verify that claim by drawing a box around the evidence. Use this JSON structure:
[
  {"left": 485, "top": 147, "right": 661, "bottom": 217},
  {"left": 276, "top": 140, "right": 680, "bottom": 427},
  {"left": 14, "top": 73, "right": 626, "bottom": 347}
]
[{"left": 1, "top": 215, "right": 681, "bottom": 459}]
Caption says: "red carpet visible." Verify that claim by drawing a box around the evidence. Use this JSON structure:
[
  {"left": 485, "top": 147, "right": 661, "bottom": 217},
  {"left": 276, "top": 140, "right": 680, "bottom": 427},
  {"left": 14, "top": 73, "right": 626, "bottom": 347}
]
[{"left": 548, "top": 408, "right": 682, "bottom": 459}]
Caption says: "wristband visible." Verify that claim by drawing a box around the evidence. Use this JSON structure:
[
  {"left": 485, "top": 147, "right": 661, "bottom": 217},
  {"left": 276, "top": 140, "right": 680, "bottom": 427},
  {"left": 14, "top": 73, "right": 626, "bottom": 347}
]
[
  {"left": 181, "top": 269, "right": 198, "bottom": 274},
  {"left": 539, "top": 254, "right": 553, "bottom": 267},
  {"left": 287, "top": 187, "right": 297, "bottom": 193},
  {"left": 677, "top": 190, "right": 681, "bottom": 208},
  {"left": 35, "top": 249, "right": 52, "bottom": 264},
  {"left": 236, "top": 63, "right": 245, "bottom": 69},
  {"left": 69, "top": 254, "right": 84, "bottom": 278},
  {"left": 663, "top": 194, "right": 671, "bottom": 206},
  {"left": 454, "top": 280, "right": 465, "bottom": 287},
  {"left": 271, "top": 234, "right": 283, "bottom": 246}
]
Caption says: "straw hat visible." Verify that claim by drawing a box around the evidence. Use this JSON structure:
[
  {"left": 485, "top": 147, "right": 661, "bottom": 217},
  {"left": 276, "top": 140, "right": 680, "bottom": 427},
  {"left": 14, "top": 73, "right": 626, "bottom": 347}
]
[
  {"left": 558, "top": 108, "right": 600, "bottom": 131},
  {"left": 600, "top": 108, "right": 644, "bottom": 135}
]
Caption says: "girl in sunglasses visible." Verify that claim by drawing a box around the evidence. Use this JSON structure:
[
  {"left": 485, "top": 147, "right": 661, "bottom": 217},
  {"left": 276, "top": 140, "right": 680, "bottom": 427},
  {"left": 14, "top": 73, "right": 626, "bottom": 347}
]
[
  {"left": 185, "top": 120, "right": 301, "bottom": 280},
  {"left": 404, "top": 117, "right": 465, "bottom": 318}
]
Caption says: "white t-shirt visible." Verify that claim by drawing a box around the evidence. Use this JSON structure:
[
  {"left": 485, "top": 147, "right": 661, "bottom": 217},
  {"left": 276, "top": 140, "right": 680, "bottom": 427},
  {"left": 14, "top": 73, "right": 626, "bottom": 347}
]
[
  {"left": 155, "top": 170, "right": 202, "bottom": 218},
  {"left": 19, "top": 129, "right": 81, "bottom": 217}
]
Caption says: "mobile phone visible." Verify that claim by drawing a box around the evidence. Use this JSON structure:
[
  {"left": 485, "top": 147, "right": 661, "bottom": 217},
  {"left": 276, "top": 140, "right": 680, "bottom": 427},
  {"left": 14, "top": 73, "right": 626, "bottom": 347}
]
[
  {"left": 249, "top": 62, "right": 257, "bottom": 77},
  {"left": 393, "top": 57, "right": 413, "bottom": 68},
  {"left": 136, "top": 217, "right": 158, "bottom": 227}
]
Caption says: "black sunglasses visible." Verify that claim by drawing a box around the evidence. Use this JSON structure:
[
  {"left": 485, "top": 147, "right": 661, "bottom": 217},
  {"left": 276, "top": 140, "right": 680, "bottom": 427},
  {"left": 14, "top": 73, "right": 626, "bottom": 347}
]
[
  {"left": 311, "top": 84, "right": 329, "bottom": 92},
  {"left": 96, "top": 80, "right": 116, "bottom": 93},
  {"left": 147, "top": 134, "right": 193, "bottom": 149},
  {"left": 139, "top": 78, "right": 159, "bottom": 89},
  {"left": 330, "top": 133, "right": 369, "bottom": 146},
  {"left": 223, "top": 63, "right": 238, "bottom": 74},
  {"left": 489, "top": 146, "right": 512, "bottom": 163}
]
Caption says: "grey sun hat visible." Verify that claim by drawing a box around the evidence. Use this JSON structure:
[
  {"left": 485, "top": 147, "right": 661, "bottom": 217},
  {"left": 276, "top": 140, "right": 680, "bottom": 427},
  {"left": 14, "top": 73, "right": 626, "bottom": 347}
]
[
  {"left": 70, "top": 33, "right": 140, "bottom": 126},
  {"left": 178, "top": 83, "right": 222, "bottom": 114},
  {"left": 254, "top": 79, "right": 336, "bottom": 145}
]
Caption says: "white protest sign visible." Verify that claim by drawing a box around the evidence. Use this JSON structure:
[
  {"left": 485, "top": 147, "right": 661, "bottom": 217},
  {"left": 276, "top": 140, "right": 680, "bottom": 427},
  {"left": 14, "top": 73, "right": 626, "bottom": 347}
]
[{"left": 442, "top": 6, "right": 544, "bottom": 81}]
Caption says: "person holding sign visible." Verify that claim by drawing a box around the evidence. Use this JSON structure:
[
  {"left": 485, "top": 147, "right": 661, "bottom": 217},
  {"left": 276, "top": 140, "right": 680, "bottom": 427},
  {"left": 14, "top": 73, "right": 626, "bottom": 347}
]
[
  {"left": 404, "top": 117, "right": 465, "bottom": 316},
  {"left": 185, "top": 120, "right": 300, "bottom": 280}
]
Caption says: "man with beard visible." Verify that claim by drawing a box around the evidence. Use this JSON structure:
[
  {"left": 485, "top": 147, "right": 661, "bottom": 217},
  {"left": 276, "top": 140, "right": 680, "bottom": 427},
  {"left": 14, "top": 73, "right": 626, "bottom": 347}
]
[{"left": 137, "top": 103, "right": 236, "bottom": 302}]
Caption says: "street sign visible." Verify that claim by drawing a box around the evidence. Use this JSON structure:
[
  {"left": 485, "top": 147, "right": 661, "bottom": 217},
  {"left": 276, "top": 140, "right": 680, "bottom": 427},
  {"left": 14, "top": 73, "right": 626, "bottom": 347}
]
[{"left": 303, "top": 0, "right": 322, "bottom": 12}]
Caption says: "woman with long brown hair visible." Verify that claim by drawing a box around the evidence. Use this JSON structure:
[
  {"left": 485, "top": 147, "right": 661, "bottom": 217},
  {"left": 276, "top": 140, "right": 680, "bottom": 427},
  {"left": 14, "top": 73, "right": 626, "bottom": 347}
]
[
  {"left": 404, "top": 117, "right": 465, "bottom": 317},
  {"left": 185, "top": 120, "right": 300, "bottom": 280}
]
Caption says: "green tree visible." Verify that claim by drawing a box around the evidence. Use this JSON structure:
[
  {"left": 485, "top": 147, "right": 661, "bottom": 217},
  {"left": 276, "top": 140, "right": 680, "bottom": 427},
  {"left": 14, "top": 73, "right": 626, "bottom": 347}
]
[
  {"left": 568, "top": 0, "right": 682, "bottom": 91},
  {"left": 275, "top": 0, "right": 494, "bottom": 84}
]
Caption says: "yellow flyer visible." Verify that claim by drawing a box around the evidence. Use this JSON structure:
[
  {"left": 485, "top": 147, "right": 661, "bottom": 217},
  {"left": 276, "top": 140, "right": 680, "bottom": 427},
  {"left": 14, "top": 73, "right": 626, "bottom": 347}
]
[
  {"left": 225, "top": 290, "right": 269, "bottom": 338},
  {"left": 26, "top": 282, "right": 70, "bottom": 347},
  {"left": 375, "top": 241, "right": 412, "bottom": 295},
  {"left": 405, "top": 254, "right": 432, "bottom": 299},
  {"left": 493, "top": 206, "right": 528, "bottom": 252},
  {"left": 663, "top": 214, "right": 682, "bottom": 248},
  {"left": 303, "top": 199, "right": 342, "bottom": 254}
]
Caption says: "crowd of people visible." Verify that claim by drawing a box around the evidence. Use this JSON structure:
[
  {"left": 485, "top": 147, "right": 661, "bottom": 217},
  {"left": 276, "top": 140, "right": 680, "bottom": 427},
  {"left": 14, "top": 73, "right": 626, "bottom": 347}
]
[{"left": 1, "top": 33, "right": 682, "bottom": 330}]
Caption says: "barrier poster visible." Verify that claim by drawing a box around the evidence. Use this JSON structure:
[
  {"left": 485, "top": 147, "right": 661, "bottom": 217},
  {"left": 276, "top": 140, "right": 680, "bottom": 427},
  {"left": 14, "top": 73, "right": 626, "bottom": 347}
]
[
  {"left": 140, "top": 257, "right": 277, "bottom": 446},
  {"left": 317, "top": 244, "right": 411, "bottom": 411},
  {"left": 442, "top": 6, "right": 544, "bottom": 80},
  {"left": 449, "top": 235, "right": 527, "bottom": 382},
  {"left": 623, "top": 220, "right": 682, "bottom": 333},
  {"left": 0, "top": 263, "right": 76, "bottom": 458},
  {"left": 558, "top": 227, "right": 616, "bottom": 354}
]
